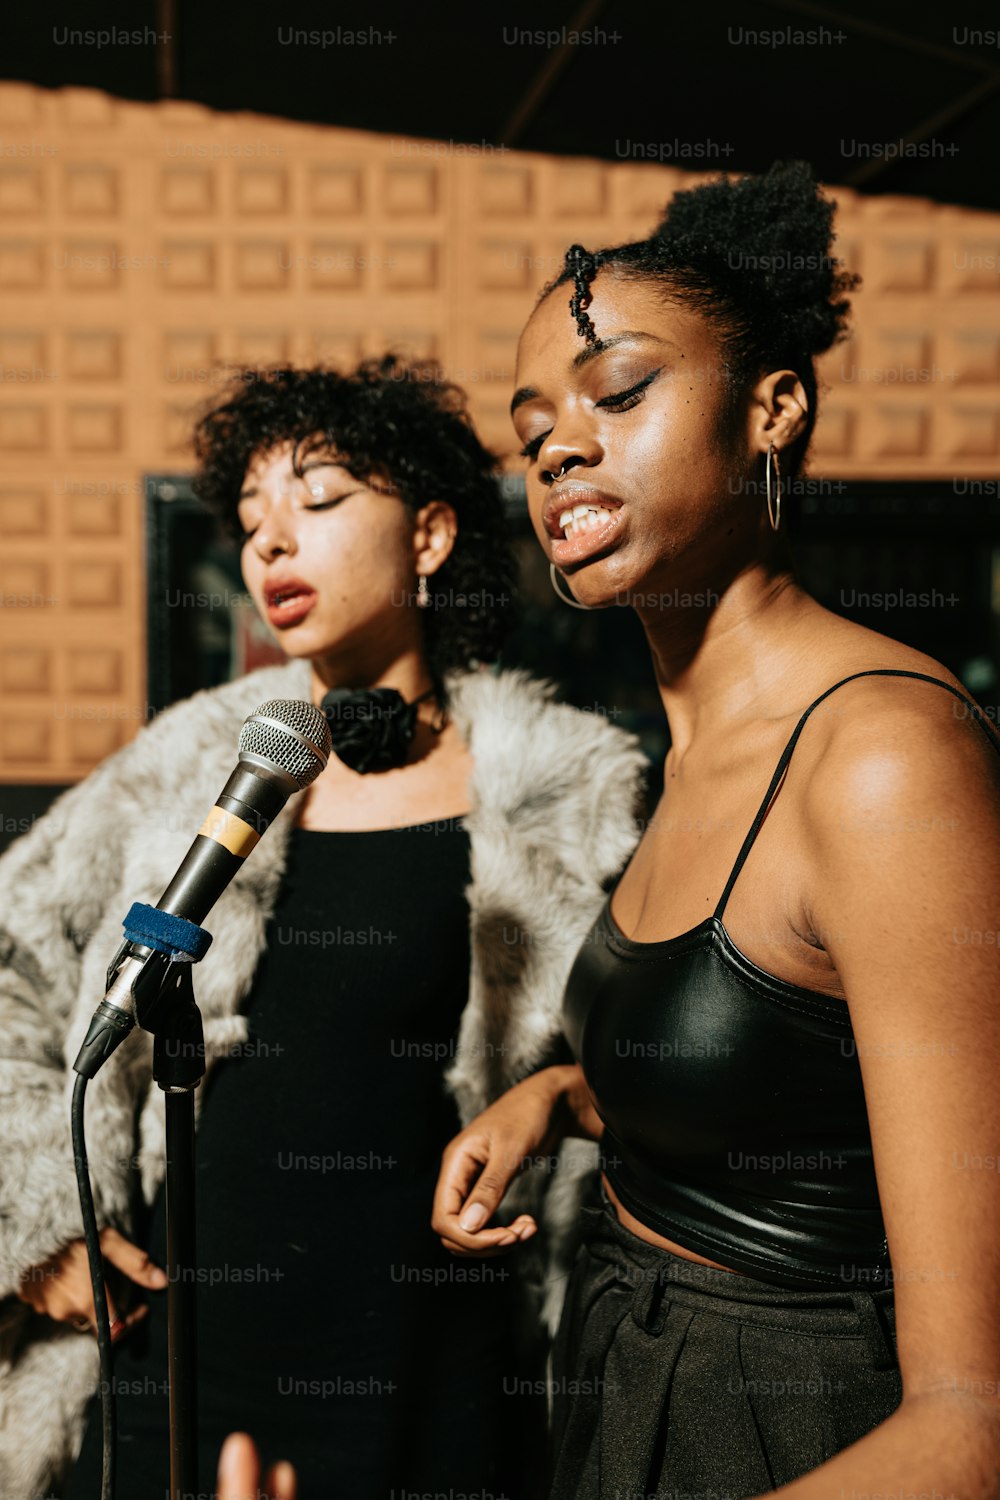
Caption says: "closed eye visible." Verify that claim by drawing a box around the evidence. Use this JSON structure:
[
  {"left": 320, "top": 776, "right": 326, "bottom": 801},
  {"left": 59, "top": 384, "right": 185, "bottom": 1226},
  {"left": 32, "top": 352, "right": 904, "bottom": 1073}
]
[
  {"left": 240, "top": 489, "right": 361, "bottom": 539},
  {"left": 519, "top": 367, "right": 664, "bottom": 462},
  {"left": 519, "top": 431, "right": 550, "bottom": 461},
  {"left": 595, "top": 367, "right": 663, "bottom": 411}
]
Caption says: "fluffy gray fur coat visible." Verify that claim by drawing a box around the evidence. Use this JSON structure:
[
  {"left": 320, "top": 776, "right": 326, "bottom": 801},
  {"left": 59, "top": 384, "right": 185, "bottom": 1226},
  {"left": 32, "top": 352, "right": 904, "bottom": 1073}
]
[{"left": 0, "top": 657, "right": 647, "bottom": 1499}]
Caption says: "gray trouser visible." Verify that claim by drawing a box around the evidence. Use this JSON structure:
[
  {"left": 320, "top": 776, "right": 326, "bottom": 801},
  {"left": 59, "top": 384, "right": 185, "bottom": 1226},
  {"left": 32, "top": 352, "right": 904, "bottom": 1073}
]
[{"left": 547, "top": 1194, "right": 902, "bottom": 1499}]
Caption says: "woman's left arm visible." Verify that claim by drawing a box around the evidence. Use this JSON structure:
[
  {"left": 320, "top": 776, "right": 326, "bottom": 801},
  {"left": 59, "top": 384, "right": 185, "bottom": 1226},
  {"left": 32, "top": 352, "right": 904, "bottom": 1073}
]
[{"left": 769, "top": 692, "right": 1000, "bottom": 1499}]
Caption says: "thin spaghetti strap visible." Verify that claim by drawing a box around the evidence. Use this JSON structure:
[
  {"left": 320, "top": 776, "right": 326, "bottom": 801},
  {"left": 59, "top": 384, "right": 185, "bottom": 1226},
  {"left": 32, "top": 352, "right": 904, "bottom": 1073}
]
[{"left": 712, "top": 667, "right": 1000, "bottom": 923}]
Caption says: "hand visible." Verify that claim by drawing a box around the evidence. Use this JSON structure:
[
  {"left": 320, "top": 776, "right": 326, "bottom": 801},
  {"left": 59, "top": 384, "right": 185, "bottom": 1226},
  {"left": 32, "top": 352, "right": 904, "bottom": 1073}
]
[
  {"left": 15, "top": 1226, "right": 167, "bottom": 1340},
  {"left": 433, "top": 1065, "right": 586, "bottom": 1257},
  {"left": 216, "top": 1432, "right": 296, "bottom": 1500}
]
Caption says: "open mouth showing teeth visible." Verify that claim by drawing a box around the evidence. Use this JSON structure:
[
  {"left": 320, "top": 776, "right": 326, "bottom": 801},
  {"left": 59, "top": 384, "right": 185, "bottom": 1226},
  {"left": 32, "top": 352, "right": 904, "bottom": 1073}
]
[
  {"left": 272, "top": 591, "right": 304, "bottom": 605},
  {"left": 558, "top": 504, "right": 618, "bottom": 539}
]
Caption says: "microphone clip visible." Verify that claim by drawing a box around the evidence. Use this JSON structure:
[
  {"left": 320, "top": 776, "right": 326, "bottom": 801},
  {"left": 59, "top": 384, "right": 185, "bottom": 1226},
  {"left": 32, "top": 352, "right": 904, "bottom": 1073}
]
[{"left": 73, "top": 905, "right": 213, "bottom": 1080}]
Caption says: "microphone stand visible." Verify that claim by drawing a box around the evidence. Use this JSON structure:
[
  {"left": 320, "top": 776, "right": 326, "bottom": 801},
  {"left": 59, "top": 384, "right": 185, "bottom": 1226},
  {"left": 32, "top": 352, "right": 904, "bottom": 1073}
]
[
  {"left": 72, "top": 699, "right": 332, "bottom": 1500},
  {"left": 75, "top": 938, "right": 207, "bottom": 1500},
  {"left": 133, "top": 960, "right": 206, "bottom": 1500}
]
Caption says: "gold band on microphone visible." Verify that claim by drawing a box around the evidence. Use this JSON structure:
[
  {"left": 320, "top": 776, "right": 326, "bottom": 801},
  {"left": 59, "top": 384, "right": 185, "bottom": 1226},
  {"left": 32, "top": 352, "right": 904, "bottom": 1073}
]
[{"left": 196, "top": 806, "right": 261, "bottom": 858}]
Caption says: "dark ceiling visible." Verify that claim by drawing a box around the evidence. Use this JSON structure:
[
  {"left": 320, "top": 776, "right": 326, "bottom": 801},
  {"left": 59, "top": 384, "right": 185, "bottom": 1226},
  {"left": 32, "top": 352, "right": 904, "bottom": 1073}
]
[{"left": 5, "top": 0, "right": 1000, "bottom": 212}]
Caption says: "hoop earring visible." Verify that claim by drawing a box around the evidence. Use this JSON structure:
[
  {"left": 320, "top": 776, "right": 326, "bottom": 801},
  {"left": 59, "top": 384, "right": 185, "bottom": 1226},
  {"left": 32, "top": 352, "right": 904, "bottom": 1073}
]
[
  {"left": 549, "top": 562, "right": 594, "bottom": 611},
  {"left": 765, "top": 443, "right": 782, "bottom": 532}
]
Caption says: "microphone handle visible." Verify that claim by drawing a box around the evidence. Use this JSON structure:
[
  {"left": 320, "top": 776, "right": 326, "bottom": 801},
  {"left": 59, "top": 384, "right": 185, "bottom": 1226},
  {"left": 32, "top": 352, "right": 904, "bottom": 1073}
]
[
  {"left": 155, "top": 761, "right": 292, "bottom": 925},
  {"left": 74, "top": 758, "right": 299, "bottom": 1076}
]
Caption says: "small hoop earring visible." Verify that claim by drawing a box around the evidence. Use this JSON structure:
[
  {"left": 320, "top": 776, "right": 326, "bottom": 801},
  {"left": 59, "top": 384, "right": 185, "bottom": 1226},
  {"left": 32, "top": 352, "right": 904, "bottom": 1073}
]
[
  {"left": 416, "top": 574, "right": 431, "bottom": 608},
  {"left": 549, "top": 562, "right": 594, "bottom": 611},
  {"left": 765, "top": 444, "right": 782, "bottom": 532}
]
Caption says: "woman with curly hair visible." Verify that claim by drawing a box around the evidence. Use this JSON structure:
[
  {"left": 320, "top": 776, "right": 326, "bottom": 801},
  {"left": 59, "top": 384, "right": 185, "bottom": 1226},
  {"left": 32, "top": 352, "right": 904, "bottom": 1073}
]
[
  {"left": 0, "top": 356, "right": 648, "bottom": 1500},
  {"left": 433, "top": 162, "right": 1000, "bottom": 1498}
]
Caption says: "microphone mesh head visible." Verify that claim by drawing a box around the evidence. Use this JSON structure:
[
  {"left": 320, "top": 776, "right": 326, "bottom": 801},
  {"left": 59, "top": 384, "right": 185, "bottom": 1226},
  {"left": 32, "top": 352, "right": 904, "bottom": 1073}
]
[{"left": 239, "top": 699, "right": 332, "bottom": 788}]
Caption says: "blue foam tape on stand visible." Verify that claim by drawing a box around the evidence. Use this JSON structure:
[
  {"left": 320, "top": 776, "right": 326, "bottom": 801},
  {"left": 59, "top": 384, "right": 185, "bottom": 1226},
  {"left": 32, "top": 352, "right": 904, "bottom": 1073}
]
[{"left": 122, "top": 902, "right": 213, "bottom": 962}]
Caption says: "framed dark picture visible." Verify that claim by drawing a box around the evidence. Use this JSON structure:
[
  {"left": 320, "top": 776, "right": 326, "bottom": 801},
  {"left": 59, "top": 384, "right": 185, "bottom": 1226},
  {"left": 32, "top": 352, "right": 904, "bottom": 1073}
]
[{"left": 145, "top": 474, "right": 286, "bottom": 715}]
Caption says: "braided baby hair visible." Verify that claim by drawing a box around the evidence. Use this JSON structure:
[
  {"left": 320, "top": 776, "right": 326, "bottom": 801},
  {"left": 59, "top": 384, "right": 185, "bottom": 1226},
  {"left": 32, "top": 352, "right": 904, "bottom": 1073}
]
[{"left": 539, "top": 161, "right": 859, "bottom": 477}]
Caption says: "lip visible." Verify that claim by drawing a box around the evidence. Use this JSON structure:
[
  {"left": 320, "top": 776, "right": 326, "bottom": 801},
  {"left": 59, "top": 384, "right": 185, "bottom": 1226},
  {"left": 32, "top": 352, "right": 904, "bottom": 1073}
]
[
  {"left": 263, "top": 575, "right": 317, "bottom": 628},
  {"left": 544, "top": 485, "right": 627, "bottom": 568},
  {"left": 542, "top": 484, "right": 625, "bottom": 541}
]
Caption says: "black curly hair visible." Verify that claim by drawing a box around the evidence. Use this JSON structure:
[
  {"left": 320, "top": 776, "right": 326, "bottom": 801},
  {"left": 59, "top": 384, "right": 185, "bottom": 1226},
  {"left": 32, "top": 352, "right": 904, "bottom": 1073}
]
[
  {"left": 190, "top": 356, "right": 518, "bottom": 702},
  {"left": 541, "top": 161, "right": 859, "bottom": 479}
]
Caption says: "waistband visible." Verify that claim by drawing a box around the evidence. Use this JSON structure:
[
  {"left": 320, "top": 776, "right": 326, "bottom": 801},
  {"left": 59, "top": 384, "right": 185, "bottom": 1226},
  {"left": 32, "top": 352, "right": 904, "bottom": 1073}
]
[{"left": 580, "top": 1190, "right": 898, "bottom": 1370}]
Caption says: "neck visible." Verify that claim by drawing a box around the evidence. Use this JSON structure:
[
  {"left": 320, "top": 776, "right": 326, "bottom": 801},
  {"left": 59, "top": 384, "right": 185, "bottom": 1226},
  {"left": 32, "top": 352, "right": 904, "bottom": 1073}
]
[
  {"left": 306, "top": 646, "right": 437, "bottom": 712},
  {"left": 638, "top": 561, "right": 826, "bottom": 761}
]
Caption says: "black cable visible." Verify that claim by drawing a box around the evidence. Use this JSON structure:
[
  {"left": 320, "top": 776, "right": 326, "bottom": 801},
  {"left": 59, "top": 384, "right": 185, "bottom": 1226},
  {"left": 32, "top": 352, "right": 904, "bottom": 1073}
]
[{"left": 71, "top": 1072, "right": 116, "bottom": 1500}]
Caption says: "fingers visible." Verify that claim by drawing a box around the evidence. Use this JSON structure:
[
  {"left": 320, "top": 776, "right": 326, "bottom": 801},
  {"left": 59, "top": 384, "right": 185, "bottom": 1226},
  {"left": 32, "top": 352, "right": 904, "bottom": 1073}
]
[
  {"left": 264, "top": 1460, "right": 298, "bottom": 1500},
  {"left": 64, "top": 1280, "right": 121, "bottom": 1341},
  {"left": 437, "top": 1213, "right": 538, "bottom": 1257},
  {"left": 107, "top": 1301, "right": 149, "bottom": 1343},
  {"left": 16, "top": 1238, "right": 153, "bottom": 1339},
  {"left": 217, "top": 1432, "right": 298, "bottom": 1500},
  {"left": 36, "top": 1261, "right": 115, "bottom": 1334},
  {"left": 216, "top": 1432, "right": 258, "bottom": 1499},
  {"left": 432, "top": 1133, "right": 541, "bottom": 1255},
  {"left": 433, "top": 1139, "right": 513, "bottom": 1235},
  {"left": 433, "top": 1134, "right": 491, "bottom": 1222},
  {"left": 99, "top": 1226, "right": 168, "bottom": 1290},
  {"left": 52, "top": 1261, "right": 148, "bottom": 1342}
]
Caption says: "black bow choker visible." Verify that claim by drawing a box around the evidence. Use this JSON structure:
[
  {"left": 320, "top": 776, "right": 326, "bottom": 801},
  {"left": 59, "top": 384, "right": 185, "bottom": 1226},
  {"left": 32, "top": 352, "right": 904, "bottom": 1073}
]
[{"left": 320, "top": 685, "right": 441, "bottom": 773}]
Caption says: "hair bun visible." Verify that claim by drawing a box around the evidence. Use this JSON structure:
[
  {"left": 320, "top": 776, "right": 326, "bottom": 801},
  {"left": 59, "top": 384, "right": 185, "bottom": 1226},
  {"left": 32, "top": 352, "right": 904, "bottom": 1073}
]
[{"left": 652, "top": 160, "right": 858, "bottom": 358}]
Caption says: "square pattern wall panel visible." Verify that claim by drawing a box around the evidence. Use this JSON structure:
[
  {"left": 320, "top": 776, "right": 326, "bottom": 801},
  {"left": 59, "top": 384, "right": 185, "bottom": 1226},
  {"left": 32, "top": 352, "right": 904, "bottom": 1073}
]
[
  {"left": 0, "top": 241, "right": 46, "bottom": 290},
  {"left": 65, "top": 329, "right": 122, "bottom": 380},
  {"left": 309, "top": 165, "right": 364, "bottom": 215},
  {"left": 162, "top": 168, "right": 215, "bottom": 216},
  {"left": 1, "top": 82, "right": 999, "bottom": 781},
  {"left": 0, "top": 488, "right": 47, "bottom": 534},
  {"left": 0, "top": 329, "right": 48, "bottom": 372},
  {"left": 0, "top": 168, "right": 45, "bottom": 215}
]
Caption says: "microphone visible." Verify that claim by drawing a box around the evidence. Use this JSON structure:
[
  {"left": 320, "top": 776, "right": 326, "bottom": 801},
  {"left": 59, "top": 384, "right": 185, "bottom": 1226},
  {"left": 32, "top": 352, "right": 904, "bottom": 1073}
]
[{"left": 74, "top": 698, "right": 332, "bottom": 1076}]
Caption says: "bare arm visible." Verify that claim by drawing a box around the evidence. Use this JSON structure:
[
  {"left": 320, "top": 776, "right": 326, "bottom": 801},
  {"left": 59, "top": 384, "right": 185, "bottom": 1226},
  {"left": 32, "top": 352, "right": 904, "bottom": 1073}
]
[{"left": 763, "top": 684, "right": 1000, "bottom": 1498}]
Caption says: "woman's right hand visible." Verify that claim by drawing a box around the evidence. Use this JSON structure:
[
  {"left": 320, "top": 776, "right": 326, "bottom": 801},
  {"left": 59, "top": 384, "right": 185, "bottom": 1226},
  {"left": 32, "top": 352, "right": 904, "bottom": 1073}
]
[
  {"left": 432, "top": 1063, "right": 602, "bottom": 1257},
  {"left": 16, "top": 1226, "right": 168, "bottom": 1340}
]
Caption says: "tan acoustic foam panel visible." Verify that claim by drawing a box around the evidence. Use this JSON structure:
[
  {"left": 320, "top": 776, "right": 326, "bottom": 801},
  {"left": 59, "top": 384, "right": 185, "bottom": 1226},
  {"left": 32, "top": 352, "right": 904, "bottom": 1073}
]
[{"left": 0, "top": 82, "right": 998, "bottom": 780}]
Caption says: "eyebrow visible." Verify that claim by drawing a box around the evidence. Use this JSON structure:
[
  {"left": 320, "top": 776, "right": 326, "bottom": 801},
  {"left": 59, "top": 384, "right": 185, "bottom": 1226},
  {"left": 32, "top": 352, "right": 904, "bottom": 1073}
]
[{"left": 509, "top": 331, "right": 674, "bottom": 415}]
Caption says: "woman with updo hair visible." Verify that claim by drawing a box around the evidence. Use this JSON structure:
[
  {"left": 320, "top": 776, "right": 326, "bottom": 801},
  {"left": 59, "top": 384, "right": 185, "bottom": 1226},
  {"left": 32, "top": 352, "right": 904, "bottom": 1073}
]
[{"left": 434, "top": 163, "right": 1000, "bottom": 1498}]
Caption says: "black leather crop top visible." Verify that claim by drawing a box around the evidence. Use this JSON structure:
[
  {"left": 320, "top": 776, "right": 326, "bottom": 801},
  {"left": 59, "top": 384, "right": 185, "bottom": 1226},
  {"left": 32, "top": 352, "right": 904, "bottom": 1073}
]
[{"left": 563, "top": 669, "right": 1000, "bottom": 1290}]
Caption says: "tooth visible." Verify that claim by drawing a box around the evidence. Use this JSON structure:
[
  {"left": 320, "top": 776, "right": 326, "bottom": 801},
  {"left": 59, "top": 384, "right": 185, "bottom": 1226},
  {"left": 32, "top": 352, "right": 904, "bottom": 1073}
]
[
  {"left": 571, "top": 504, "right": 590, "bottom": 519},
  {"left": 559, "top": 509, "right": 574, "bottom": 529}
]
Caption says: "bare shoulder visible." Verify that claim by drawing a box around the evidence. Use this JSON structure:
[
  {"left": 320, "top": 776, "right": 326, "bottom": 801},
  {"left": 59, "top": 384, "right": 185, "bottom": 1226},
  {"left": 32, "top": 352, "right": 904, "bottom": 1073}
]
[{"left": 800, "top": 637, "right": 1000, "bottom": 836}]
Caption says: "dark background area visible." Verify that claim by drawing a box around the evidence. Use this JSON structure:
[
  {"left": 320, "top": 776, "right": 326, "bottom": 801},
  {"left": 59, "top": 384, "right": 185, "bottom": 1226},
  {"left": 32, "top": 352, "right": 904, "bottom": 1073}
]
[{"left": 3, "top": 0, "right": 999, "bottom": 211}]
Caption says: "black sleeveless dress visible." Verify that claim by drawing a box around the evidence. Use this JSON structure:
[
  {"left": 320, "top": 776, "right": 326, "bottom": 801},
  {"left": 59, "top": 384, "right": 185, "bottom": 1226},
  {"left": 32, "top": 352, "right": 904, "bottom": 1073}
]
[
  {"left": 549, "top": 670, "right": 1000, "bottom": 1500},
  {"left": 68, "top": 817, "right": 546, "bottom": 1500}
]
